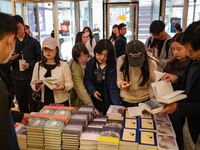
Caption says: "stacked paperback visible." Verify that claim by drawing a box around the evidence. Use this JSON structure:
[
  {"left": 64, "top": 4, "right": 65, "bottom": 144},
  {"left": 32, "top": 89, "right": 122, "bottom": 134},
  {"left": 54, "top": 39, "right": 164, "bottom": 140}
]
[
  {"left": 26, "top": 117, "right": 48, "bottom": 150},
  {"left": 15, "top": 124, "right": 27, "bottom": 150},
  {"left": 75, "top": 105, "right": 94, "bottom": 121},
  {"left": 43, "top": 118, "right": 66, "bottom": 150},
  {"left": 106, "top": 105, "right": 124, "bottom": 121},
  {"left": 98, "top": 120, "right": 123, "bottom": 150}
]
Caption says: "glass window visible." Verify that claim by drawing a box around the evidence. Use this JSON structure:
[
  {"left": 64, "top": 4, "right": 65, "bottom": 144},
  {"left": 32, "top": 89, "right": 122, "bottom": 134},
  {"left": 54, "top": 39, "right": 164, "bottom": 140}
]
[
  {"left": 187, "top": 0, "right": 200, "bottom": 26},
  {"left": 15, "top": 2, "right": 22, "bottom": 16},
  {"left": 58, "top": 1, "right": 75, "bottom": 61},
  {"left": 79, "top": 1, "right": 89, "bottom": 31},
  {"left": 0, "top": 0, "right": 12, "bottom": 15}
]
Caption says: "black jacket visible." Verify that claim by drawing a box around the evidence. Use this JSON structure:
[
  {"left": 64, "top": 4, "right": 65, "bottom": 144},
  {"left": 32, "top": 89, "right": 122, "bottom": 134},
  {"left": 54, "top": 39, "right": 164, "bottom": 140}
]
[
  {"left": 176, "top": 59, "right": 200, "bottom": 143},
  {"left": 114, "top": 34, "right": 127, "bottom": 58},
  {"left": 11, "top": 33, "right": 41, "bottom": 81}
]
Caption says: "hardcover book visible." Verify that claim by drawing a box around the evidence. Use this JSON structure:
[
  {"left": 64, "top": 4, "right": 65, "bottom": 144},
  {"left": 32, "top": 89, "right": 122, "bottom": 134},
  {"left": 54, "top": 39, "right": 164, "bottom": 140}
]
[
  {"left": 138, "top": 131, "right": 157, "bottom": 150},
  {"left": 120, "top": 128, "right": 139, "bottom": 147},
  {"left": 38, "top": 108, "right": 56, "bottom": 115},
  {"left": 123, "top": 118, "right": 138, "bottom": 129},
  {"left": 139, "top": 118, "right": 156, "bottom": 132},
  {"left": 157, "top": 135, "right": 179, "bottom": 150},
  {"left": 156, "top": 122, "right": 176, "bottom": 137},
  {"left": 104, "top": 120, "right": 123, "bottom": 129},
  {"left": 151, "top": 80, "right": 187, "bottom": 104}
]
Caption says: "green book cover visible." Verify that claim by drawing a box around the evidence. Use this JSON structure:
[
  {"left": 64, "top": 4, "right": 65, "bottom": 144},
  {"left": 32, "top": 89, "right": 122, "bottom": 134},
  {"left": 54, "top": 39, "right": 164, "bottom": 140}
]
[
  {"left": 26, "top": 117, "right": 48, "bottom": 128},
  {"left": 38, "top": 108, "right": 56, "bottom": 115},
  {"left": 53, "top": 109, "right": 72, "bottom": 119},
  {"left": 43, "top": 118, "right": 65, "bottom": 130}
]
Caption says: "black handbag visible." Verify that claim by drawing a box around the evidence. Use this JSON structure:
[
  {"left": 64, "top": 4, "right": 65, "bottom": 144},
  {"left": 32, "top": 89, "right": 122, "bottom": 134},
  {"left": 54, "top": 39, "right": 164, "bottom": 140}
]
[{"left": 32, "top": 64, "right": 41, "bottom": 101}]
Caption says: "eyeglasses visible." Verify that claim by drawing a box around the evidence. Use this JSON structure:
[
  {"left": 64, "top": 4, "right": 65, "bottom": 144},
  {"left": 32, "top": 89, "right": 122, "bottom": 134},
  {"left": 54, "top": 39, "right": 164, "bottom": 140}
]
[{"left": 78, "top": 55, "right": 89, "bottom": 61}]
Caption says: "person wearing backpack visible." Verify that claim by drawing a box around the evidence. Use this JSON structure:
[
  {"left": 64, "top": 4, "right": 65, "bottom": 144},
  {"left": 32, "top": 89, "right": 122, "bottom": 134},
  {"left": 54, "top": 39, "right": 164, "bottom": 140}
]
[{"left": 145, "top": 20, "right": 172, "bottom": 72}]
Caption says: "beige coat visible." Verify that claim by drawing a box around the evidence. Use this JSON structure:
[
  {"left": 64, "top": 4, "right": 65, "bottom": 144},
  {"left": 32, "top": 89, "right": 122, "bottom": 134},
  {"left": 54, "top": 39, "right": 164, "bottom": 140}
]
[
  {"left": 117, "top": 55, "right": 157, "bottom": 103},
  {"left": 31, "top": 61, "right": 73, "bottom": 103}
]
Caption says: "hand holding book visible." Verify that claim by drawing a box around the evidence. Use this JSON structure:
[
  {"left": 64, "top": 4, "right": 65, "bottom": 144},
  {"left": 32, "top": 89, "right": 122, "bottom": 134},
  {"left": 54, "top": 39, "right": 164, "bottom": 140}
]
[
  {"left": 162, "top": 73, "right": 178, "bottom": 83},
  {"left": 159, "top": 102, "right": 177, "bottom": 114}
]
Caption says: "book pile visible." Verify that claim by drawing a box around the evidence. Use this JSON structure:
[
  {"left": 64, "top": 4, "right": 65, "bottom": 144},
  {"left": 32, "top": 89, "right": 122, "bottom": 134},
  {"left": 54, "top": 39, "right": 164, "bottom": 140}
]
[
  {"left": 98, "top": 120, "right": 123, "bottom": 150},
  {"left": 62, "top": 112, "right": 88, "bottom": 150},
  {"left": 119, "top": 128, "right": 139, "bottom": 150},
  {"left": 138, "top": 117, "right": 156, "bottom": 132},
  {"left": 15, "top": 124, "right": 27, "bottom": 150},
  {"left": 80, "top": 127, "right": 102, "bottom": 150},
  {"left": 26, "top": 117, "right": 48, "bottom": 150},
  {"left": 138, "top": 130, "right": 157, "bottom": 150},
  {"left": 62, "top": 124, "right": 83, "bottom": 150},
  {"left": 154, "top": 113, "right": 179, "bottom": 150},
  {"left": 43, "top": 118, "right": 66, "bottom": 150},
  {"left": 52, "top": 108, "right": 72, "bottom": 123},
  {"left": 76, "top": 105, "right": 94, "bottom": 121},
  {"left": 106, "top": 105, "right": 124, "bottom": 121},
  {"left": 93, "top": 115, "right": 108, "bottom": 122},
  {"left": 38, "top": 107, "right": 56, "bottom": 115}
]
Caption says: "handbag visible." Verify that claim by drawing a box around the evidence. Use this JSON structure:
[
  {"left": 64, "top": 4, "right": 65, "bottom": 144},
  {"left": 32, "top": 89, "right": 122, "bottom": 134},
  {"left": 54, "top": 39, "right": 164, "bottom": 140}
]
[{"left": 32, "top": 64, "right": 41, "bottom": 101}]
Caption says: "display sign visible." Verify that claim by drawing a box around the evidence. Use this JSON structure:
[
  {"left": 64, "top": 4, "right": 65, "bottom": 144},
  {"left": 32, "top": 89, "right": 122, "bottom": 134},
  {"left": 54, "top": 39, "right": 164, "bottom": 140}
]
[
  {"left": 61, "top": 22, "right": 69, "bottom": 36},
  {"left": 171, "top": 18, "right": 181, "bottom": 33}
]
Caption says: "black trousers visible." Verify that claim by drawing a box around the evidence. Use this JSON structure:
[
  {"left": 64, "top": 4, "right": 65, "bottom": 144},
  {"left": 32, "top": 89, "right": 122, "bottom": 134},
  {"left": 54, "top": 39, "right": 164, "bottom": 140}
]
[{"left": 14, "top": 80, "right": 37, "bottom": 113}]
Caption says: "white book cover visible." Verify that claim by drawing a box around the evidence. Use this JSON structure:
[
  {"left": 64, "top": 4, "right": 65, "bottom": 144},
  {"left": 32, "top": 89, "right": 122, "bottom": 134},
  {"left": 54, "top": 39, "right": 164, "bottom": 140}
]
[
  {"left": 154, "top": 71, "right": 167, "bottom": 82},
  {"left": 151, "top": 80, "right": 187, "bottom": 104},
  {"left": 127, "top": 106, "right": 143, "bottom": 117},
  {"left": 106, "top": 105, "right": 124, "bottom": 116}
]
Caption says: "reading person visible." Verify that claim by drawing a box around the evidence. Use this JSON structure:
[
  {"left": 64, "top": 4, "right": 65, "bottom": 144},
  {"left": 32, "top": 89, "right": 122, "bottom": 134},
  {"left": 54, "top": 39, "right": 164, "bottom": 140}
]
[
  {"left": 161, "top": 21, "right": 200, "bottom": 150},
  {"left": 69, "top": 43, "right": 99, "bottom": 115},
  {"left": 31, "top": 37, "right": 73, "bottom": 110},
  {"left": 117, "top": 40, "right": 157, "bottom": 107},
  {"left": 84, "top": 39, "right": 122, "bottom": 115}
]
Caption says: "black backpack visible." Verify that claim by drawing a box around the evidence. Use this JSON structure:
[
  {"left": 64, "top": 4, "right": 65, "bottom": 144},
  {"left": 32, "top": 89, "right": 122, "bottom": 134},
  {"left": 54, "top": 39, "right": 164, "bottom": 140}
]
[{"left": 147, "top": 37, "right": 171, "bottom": 59}]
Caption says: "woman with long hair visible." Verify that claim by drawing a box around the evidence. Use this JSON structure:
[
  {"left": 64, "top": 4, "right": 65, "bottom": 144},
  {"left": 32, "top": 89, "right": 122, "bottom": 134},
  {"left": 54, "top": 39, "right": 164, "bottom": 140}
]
[
  {"left": 84, "top": 39, "right": 122, "bottom": 115},
  {"left": 83, "top": 27, "right": 96, "bottom": 56},
  {"left": 75, "top": 32, "right": 87, "bottom": 44},
  {"left": 117, "top": 40, "right": 157, "bottom": 107},
  {"left": 31, "top": 37, "right": 73, "bottom": 109},
  {"left": 69, "top": 43, "right": 99, "bottom": 115},
  {"left": 164, "top": 32, "right": 189, "bottom": 76},
  {"left": 109, "top": 24, "right": 119, "bottom": 46}
]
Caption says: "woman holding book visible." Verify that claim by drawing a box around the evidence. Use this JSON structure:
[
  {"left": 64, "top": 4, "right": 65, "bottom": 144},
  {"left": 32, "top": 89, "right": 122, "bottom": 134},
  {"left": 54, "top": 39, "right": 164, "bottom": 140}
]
[
  {"left": 84, "top": 39, "right": 122, "bottom": 115},
  {"left": 163, "top": 32, "right": 189, "bottom": 150},
  {"left": 117, "top": 40, "right": 157, "bottom": 107},
  {"left": 164, "top": 32, "right": 189, "bottom": 77},
  {"left": 69, "top": 43, "right": 99, "bottom": 115},
  {"left": 31, "top": 37, "right": 73, "bottom": 109},
  {"left": 161, "top": 21, "right": 200, "bottom": 150}
]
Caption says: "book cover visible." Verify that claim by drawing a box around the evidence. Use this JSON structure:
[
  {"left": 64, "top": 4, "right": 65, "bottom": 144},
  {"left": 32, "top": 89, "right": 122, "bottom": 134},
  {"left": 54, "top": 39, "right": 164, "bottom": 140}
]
[
  {"left": 139, "top": 131, "right": 157, "bottom": 146},
  {"left": 26, "top": 117, "right": 48, "bottom": 128},
  {"left": 80, "top": 127, "right": 102, "bottom": 141},
  {"left": 153, "top": 113, "right": 171, "bottom": 124},
  {"left": 106, "top": 105, "right": 124, "bottom": 117},
  {"left": 157, "top": 135, "right": 178, "bottom": 150},
  {"left": 139, "top": 118, "right": 156, "bottom": 131},
  {"left": 104, "top": 120, "right": 123, "bottom": 128},
  {"left": 123, "top": 118, "right": 138, "bottom": 129},
  {"left": 78, "top": 105, "right": 94, "bottom": 113},
  {"left": 88, "top": 121, "right": 105, "bottom": 128},
  {"left": 124, "top": 110, "right": 136, "bottom": 119},
  {"left": 154, "top": 71, "right": 167, "bottom": 82},
  {"left": 43, "top": 118, "right": 65, "bottom": 130},
  {"left": 120, "top": 128, "right": 139, "bottom": 143},
  {"left": 93, "top": 115, "right": 108, "bottom": 122},
  {"left": 58, "top": 106, "right": 74, "bottom": 114},
  {"left": 53, "top": 109, "right": 72, "bottom": 118},
  {"left": 38, "top": 108, "right": 56, "bottom": 115},
  {"left": 156, "top": 123, "right": 176, "bottom": 136},
  {"left": 98, "top": 126, "right": 121, "bottom": 143},
  {"left": 62, "top": 124, "right": 83, "bottom": 135}
]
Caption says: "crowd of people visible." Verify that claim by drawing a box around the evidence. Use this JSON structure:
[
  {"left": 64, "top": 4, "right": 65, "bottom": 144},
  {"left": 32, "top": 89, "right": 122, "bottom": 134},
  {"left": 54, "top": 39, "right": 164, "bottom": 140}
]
[{"left": 0, "top": 12, "right": 200, "bottom": 150}]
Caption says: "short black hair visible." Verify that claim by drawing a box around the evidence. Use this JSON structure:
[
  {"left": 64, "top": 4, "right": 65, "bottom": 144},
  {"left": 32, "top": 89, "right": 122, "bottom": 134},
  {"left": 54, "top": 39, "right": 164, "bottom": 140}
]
[
  {"left": 94, "top": 39, "right": 116, "bottom": 69},
  {"left": 13, "top": 15, "right": 24, "bottom": 25},
  {"left": 25, "top": 25, "right": 30, "bottom": 29},
  {"left": 0, "top": 13, "right": 17, "bottom": 41},
  {"left": 118, "top": 23, "right": 126, "bottom": 31},
  {"left": 150, "top": 20, "right": 165, "bottom": 36},
  {"left": 174, "top": 24, "right": 182, "bottom": 32},
  {"left": 182, "top": 21, "right": 200, "bottom": 51},
  {"left": 72, "top": 43, "right": 89, "bottom": 63}
]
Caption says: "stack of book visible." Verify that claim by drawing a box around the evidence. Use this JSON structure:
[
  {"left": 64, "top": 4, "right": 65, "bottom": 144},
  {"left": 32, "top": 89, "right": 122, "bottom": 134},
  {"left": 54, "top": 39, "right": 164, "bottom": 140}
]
[
  {"left": 119, "top": 128, "right": 139, "bottom": 150},
  {"left": 38, "top": 107, "right": 56, "bottom": 115},
  {"left": 88, "top": 120, "right": 105, "bottom": 128},
  {"left": 26, "top": 117, "right": 48, "bottom": 149},
  {"left": 93, "top": 115, "right": 108, "bottom": 122},
  {"left": 106, "top": 105, "right": 124, "bottom": 121},
  {"left": 154, "top": 113, "right": 179, "bottom": 150},
  {"left": 76, "top": 105, "right": 94, "bottom": 121},
  {"left": 69, "top": 114, "right": 88, "bottom": 128},
  {"left": 80, "top": 127, "right": 102, "bottom": 150},
  {"left": 138, "top": 117, "right": 156, "bottom": 132},
  {"left": 52, "top": 108, "right": 72, "bottom": 123},
  {"left": 98, "top": 120, "right": 123, "bottom": 150},
  {"left": 43, "top": 118, "right": 66, "bottom": 150},
  {"left": 62, "top": 124, "right": 83, "bottom": 150},
  {"left": 15, "top": 124, "right": 27, "bottom": 150},
  {"left": 138, "top": 130, "right": 157, "bottom": 150}
]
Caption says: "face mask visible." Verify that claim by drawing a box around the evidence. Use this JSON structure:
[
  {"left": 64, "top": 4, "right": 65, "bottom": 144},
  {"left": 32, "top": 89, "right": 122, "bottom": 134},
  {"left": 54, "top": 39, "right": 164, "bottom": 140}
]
[
  {"left": 95, "top": 25, "right": 98, "bottom": 28},
  {"left": 2, "top": 37, "right": 15, "bottom": 64},
  {"left": 84, "top": 32, "right": 90, "bottom": 37}
]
